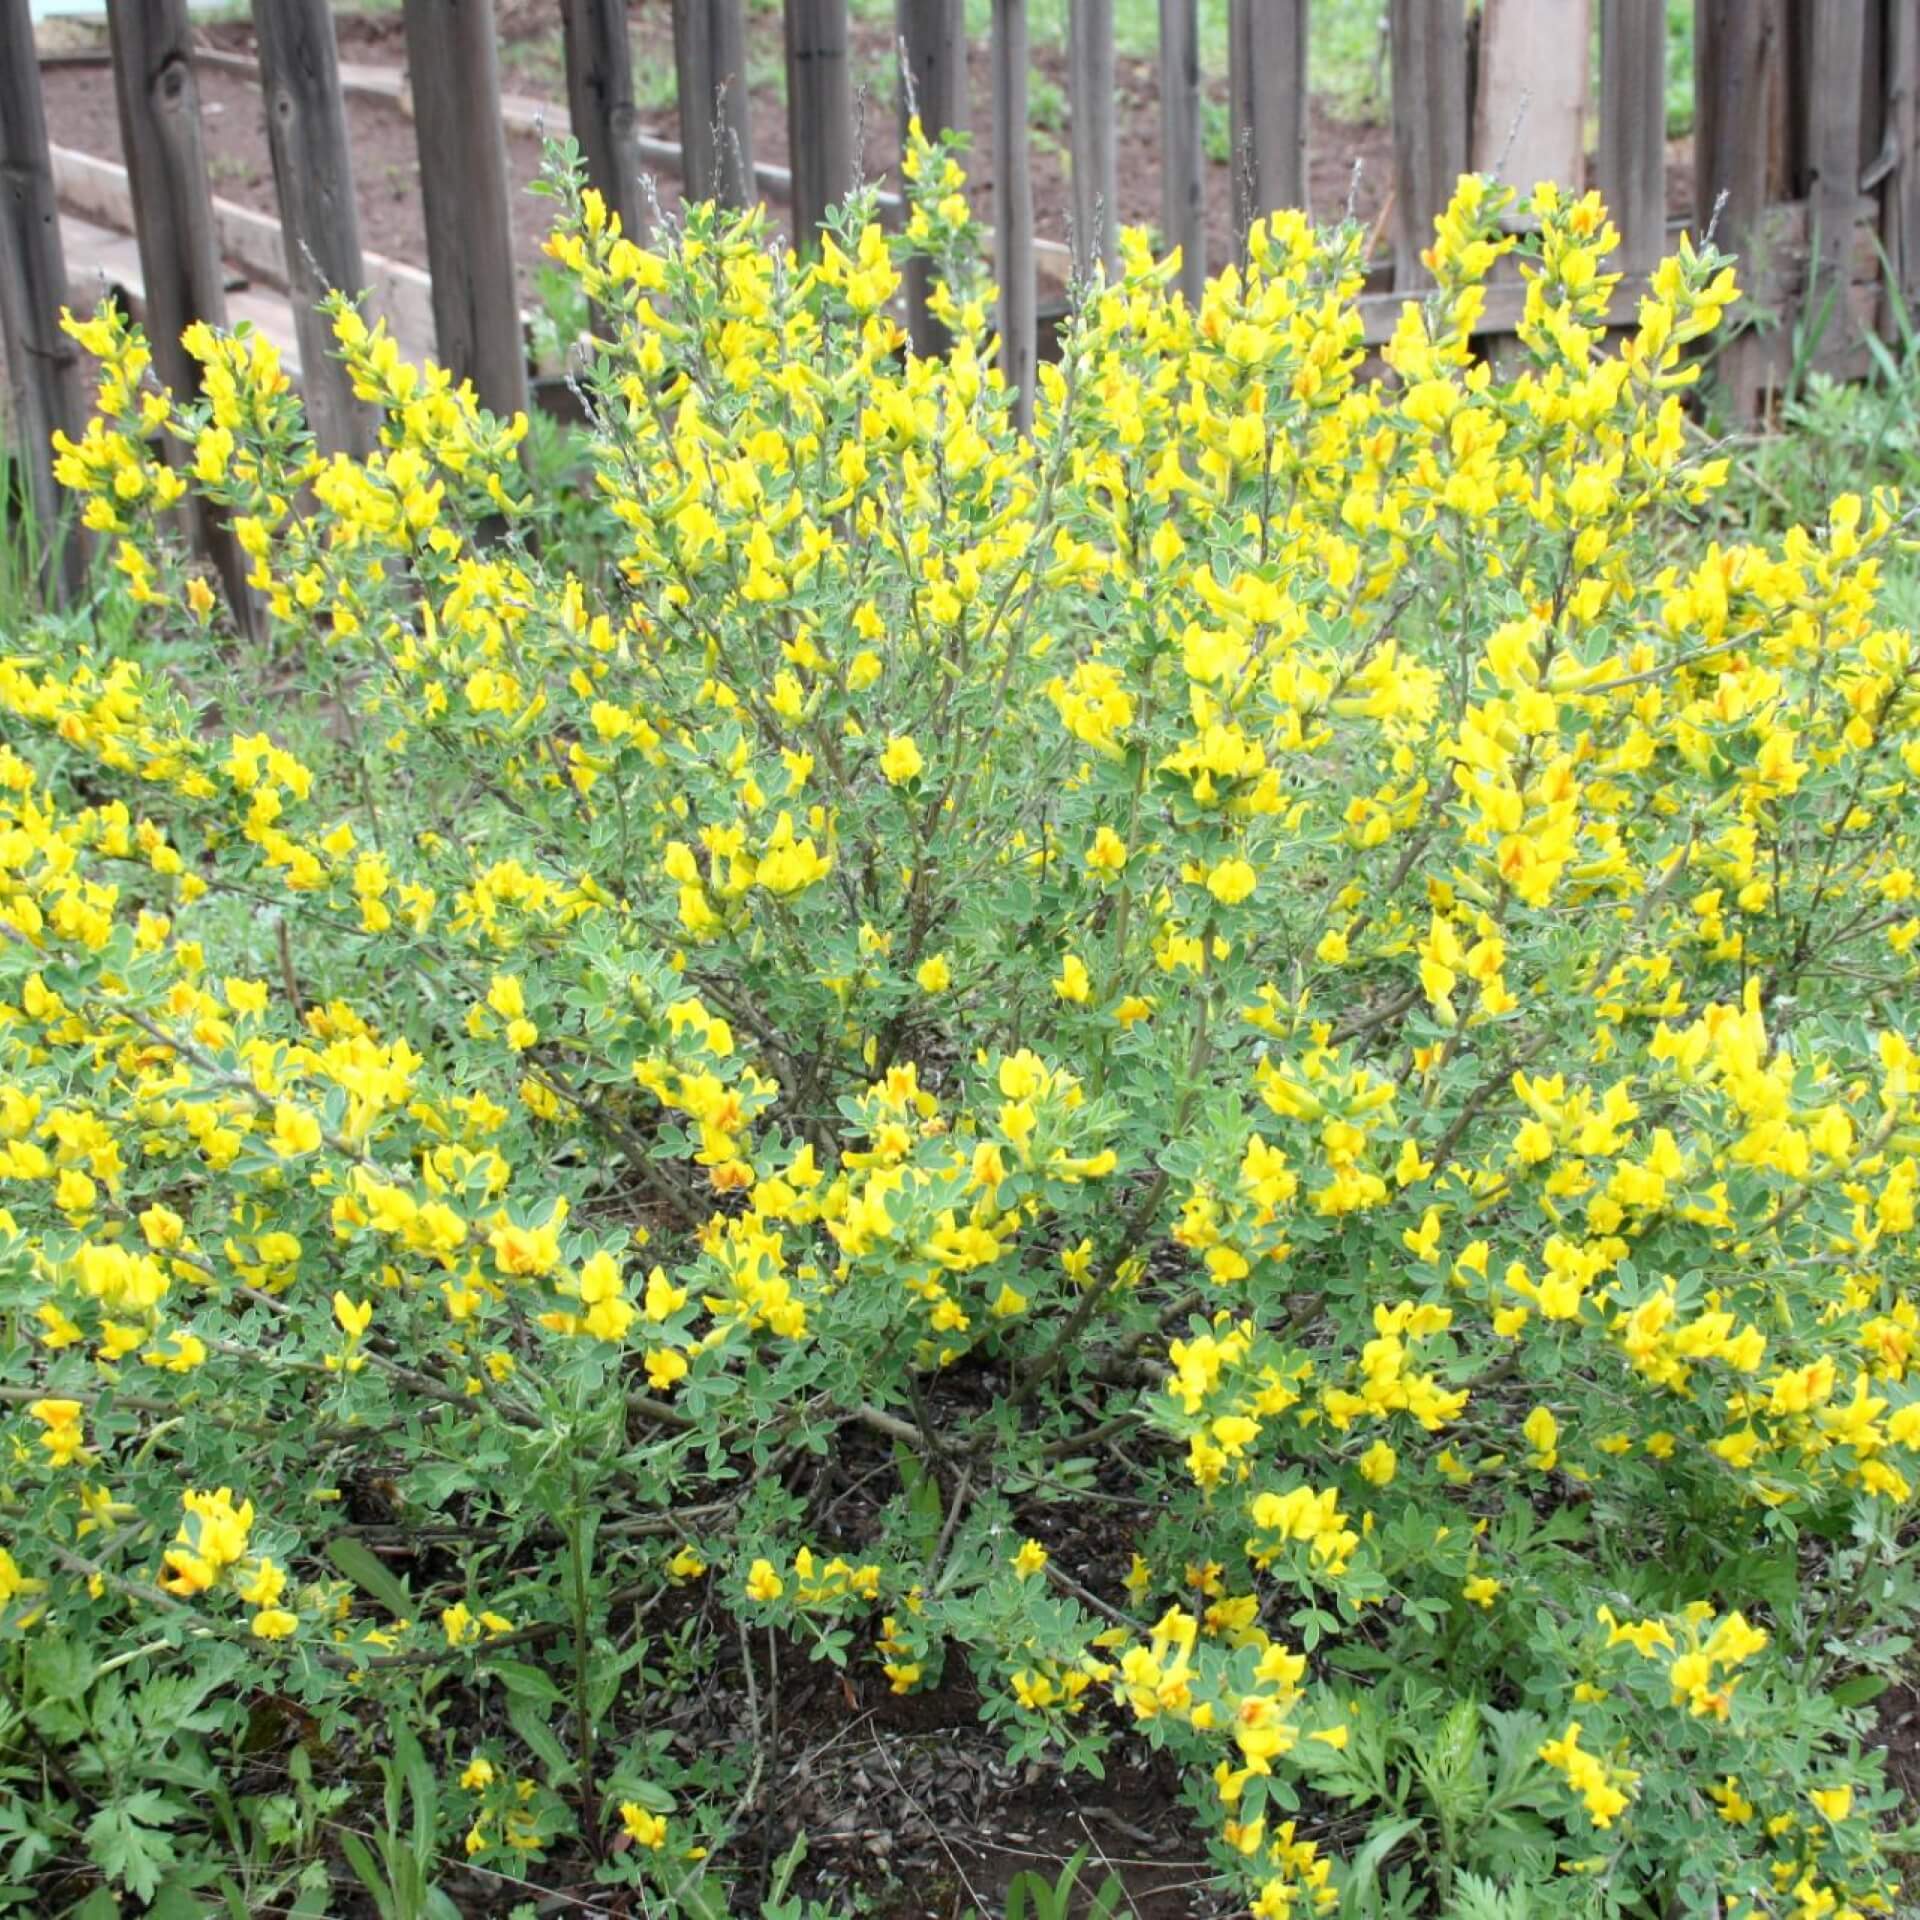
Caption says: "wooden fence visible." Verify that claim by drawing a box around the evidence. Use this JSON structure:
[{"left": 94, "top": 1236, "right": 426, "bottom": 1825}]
[{"left": 3, "top": 0, "right": 1920, "bottom": 608}]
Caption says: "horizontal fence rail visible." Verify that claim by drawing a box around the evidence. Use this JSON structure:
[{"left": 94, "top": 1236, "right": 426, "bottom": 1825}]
[{"left": 4, "top": 0, "right": 1920, "bottom": 611}]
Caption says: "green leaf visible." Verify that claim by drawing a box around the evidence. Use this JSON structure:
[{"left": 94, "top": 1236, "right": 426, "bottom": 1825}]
[
  {"left": 325, "top": 1537, "right": 415, "bottom": 1620},
  {"left": 83, "top": 1794, "right": 181, "bottom": 1904},
  {"left": 26, "top": 1634, "right": 92, "bottom": 1706},
  {"left": 487, "top": 1657, "right": 567, "bottom": 1706},
  {"left": 1340, "top": 1817, "right": 1421, "bottom": 1919},
  {"left": 1831, "top": 1672, "right": 1890, "bottom": 1709},
  {"left": 338, "top": 1830, "right": 396, "bottom": 1920},
  {"left": 506, "top": 1695, "right": 576, "bottom": 1785}
]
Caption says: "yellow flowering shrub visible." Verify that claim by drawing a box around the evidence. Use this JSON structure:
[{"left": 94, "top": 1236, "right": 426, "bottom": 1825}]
[{"left": 3, "top": 134, "right": 1919, "bottom": 1914}]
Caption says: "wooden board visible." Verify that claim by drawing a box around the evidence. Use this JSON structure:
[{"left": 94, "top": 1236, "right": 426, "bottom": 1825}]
[
  {"left": 0, "top": 0, "right": 89, "bottom": 602},
  {"left": 672, "top": 0, "right": 755, "bottom": 208},
  {"left": 104, "top": 0, "right": 255, "bottom": 626},
  {"left": 992, "top": 0, "right": 1034, "bottom": 428},
  {"left": 1389, "top": 0, "right": 1469, "bottom": 287},
  {"left": 250, "top": 0, "right": 372, "bottom": 454},
  {"left": 1159, "top": 0, "right": 1204, "bottom": 301},
  {"left": 1230, "top": 0, "right": 1307, "bottom": 239},
  {"left": 898, "top": 0, "right": 968, "bottom": 354},
  {"left": 784, "top": 0, "right": 854, "bottom": 247},
  {"left": 1471, "top": 0, "right": 1590, "bottom": 198},
  {"left": 401, "top": 0, "right": 528, "bottom": 422},
  {"left": 560, "top": 0, "right": 649, "bottom": 244},
  {"left": 1597, "top": 0, "right": 1667, "bottom": 276},
  {"left": 1803, "top": 0, "right": 1866, "bottom": 373},
  {"left": 1067, "top": 0, "right": 1116, "bottom": 279}
]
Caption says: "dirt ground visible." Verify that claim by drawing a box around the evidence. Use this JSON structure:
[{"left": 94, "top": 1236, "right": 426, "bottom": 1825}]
[{"left": 36, "top": 1, "right": 1397, "bottom": 312}]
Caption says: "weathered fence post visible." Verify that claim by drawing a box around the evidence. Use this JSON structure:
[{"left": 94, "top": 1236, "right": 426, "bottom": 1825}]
[
  {"left": 1159, "top": 0, "right": 1204, "bottom": 302},
  {"left": 1695, "top": 0, "right": 1784, "bottom": 419},
  {"left": 401, "top": 0, "right": 528, "bottom": 424},
  {"left": 250, "top": 0, "right": 373, "bottom": 458},
  {"left": 1598, "top": 0, "right": 1667, "bottom": 278},
  {"left": 560, "top": 0, "right": 649, "bottom": 246},
  {"left": 992, "top": 0, "right": 1034, "bottom": 431},
  {"left": 1471, "top": 0, "right": 1589, "bottom": 192},
  {"left": 1388, "top": 0, "right": 1469, "bottom": 287},
  {"left": 1885, "top": 0, "right": 1920, "bottom": 338},
  {"left": 0, "top": 0, "right": 88, "bottom": 603},
  {"left": 1229, "top": 0, "right": 1307, "bottom": 251},
  {"left": 785, "top": 0, "right": 854, "bottom": 248},
  {"left": 1804, "top": 0, "right": 1865, "bottom": 373},
  {"left": 673, "top": 0, "right": 756, "bottom": 209},
  {"left": 1694, "top": 0, "right": 1780, "bottom": 253},
  {"left": 1068, "top": 0, "right": 1117, "bottom": 281},
  {"left": 104, "top": 0, "right": 255, "bottom": 627},
  {"left": 897, "top": 0, "right": 967, "bottom": 354}
]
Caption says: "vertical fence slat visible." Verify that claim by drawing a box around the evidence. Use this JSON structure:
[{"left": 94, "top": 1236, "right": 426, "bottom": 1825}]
[
  {"left": 1068, "top": 0, "right": 1117, "bottom": 280},
  {"left": 897, "top": 0, "right": 968, "bottom": 142},
  {"left": 1806, "top": 0, "right": 1865, "bottom": 372},
  {"left": 897, "top": 0, "right": 967, "bottom": 354},
  {"left": 673, "top": 0, "right": 756, "bottom": 209},
  {"left": 992, "top": 0, "right": 1034, "bottom": 430},
  {"left": 0, "top": 0, "right": 88, "bottom": 603},
  {"left": 1388, "top": 0, "right": 1469, "bottom": 287},
  {"left": 104, "top": 0, "right": 254, "bottom": 625},
  {"left": 1598, "top": 0, "right": 1667, "bottom": 277},
  {"left": 1885, "top": 0, "right": 1920, "bottom": 336},
  {"left": 1694, "top": 0, "right": 1779, "bottom": 251},
  {"left": 1159, "top": 0, "right": 1204, "bottom": 302},
  {"left": 1471, "top": 0, "right": 1588, "bottom": 190},
  {"left": 250, "top": 0, "right": 372, "bottom": 458},
  {"left": 104, "top": 0, "right": 228, "bottom": 381},
  {"left": 401, "top": 0, "right": 528, "bottom": 423},
  {"left": 1230, "top": 0, "right": 1307, "bottom": 250},
  {"left": 1694, "top": 0, "right": 1782, "bottom": 419},
  {"left": 785, "top": 0, "right": 854, "bottom": 248},
  {"left": 560, "top": 0, "right": 649, "bottom": 246}
]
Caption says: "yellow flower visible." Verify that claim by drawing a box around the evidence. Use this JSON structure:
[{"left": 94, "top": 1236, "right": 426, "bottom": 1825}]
[
  {"left": 744, "top": 1558, "right": 784, "bottom": 1603},
  {"left": 879, "top": 735, "right": 924, "bottom": 784},
  {"left": 1086, "top": 826, "right": 1128, "bottom": 875},
  {"left": 916, "top": 953, "right": 952, "bottom": 993},
  {"left": 250, "top": 1607, "right": 299, "bottom": 1639},
  {"left": 619, "top": 1803, "right": 668, "bottom": 1848},
  {"left": 461, "top": 1757, "right": 496, "bottom": 1791},
  {"left": 1012, "top": 1538, "right": 1049, "bottom": 1579},
  {"left": 643, "top": 1347, "right": 689, "bottom": 1392},
  {"left": 1206, "top": 858, "right": 1258, "bottom": 905},
  {"left": 272, "top": 1103, "right": 322, "bottom": 1157},
  {"left": 28, "top": 1400, "right": 85, "bottom": 1455},
  {"left": 1809, "top": 1785, "right": 1853, "bottom": 1823},
  {"left": 333, "top": 1292, "right": 373, "bottom": 1340},
  {"left": 1539, "top": 1721, "right": 1635, "bottom": 1827},
  {"left": 1462, "top": 1575, "right": 1501, "bottom": 1608}
]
